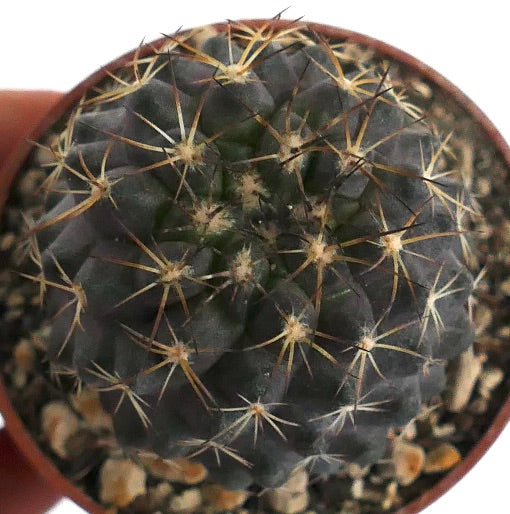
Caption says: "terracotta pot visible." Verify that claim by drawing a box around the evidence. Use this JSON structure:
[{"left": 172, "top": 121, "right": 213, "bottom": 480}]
[{"left": 0, "top": 19, "right": 509, "bottom": 514}]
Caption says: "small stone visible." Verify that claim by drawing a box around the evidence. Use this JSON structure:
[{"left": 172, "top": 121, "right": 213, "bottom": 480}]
[
  {"left": 202, "top": 484, "right": 248, "bottom": 511},
  {"left": 445, "top": 347, "right": 484, "bottom": 413},
  {"left": 152, "top": 481, "right": 173, "bottom": 498},
  {"left": 392, "top": 439, "right": 425, "bottom": 486},
  {"left": 139, "top": 454, "right": 207, "bottom": 484},
  {"left": 41, "top": 401, "right": 80, "bottom": 458},
  {"left": 283, "top": 469, "right": 308, "bottom": 493},
  {"left": 382, "top": 480, "right": 399, "bottom": 511},
  {"left": 432, "top": 423, "right": 456, "bottom": 439},
  {"left": 478, "top": 367, "right": 504, "bottom": 399},
  {"left": 99, "top": 458, "right": 147, "bottom": 508},
  {"left": 130, "top": 482, "right": 173, "bottom": 513},
  {"left": 402, "top": 419, "right": 417, "bottom": 440},
  {"left": 345, "top": 463, "right": 370, "bottom": 480},
  {"left": 500, "top": 220, "right": 510, "bottom": 245},
  {"left": 267, "top": 491, "right": 309, "bottom": 514},
  {"left": 413, "top": 79, "right": 432, "bottom": 99},
  {"left": 424, "top": 444, "right": 462, "bottom": 474},
  {"left": 474, "top": 303, "right": 493, "bottom": 335},
  {"left": 70, "top": 388, "right": 113, "bottom": 429},
  {"left": 266, "top": 469, "right": 310, "bottom": 514},
  {"left": 0, "top": 232, "right": 15, "bottom": 251},
  {"left": 351, "top": 478, "right": 364, "bottom": 500},
  {"left": 12, "top": 338, "right": 35, "bottom": 387},
  {"left": 13, "top": 339, "right": 35, "bottom": 371},
  {"left": 476, "top": 177, "right": 491, "bottom": 197},
  {"left": 169, "top": 488, "right": 202, "bottom": 513},
  {"left": 499, "top": 276, "right": 510, "bottom": 296},
  {"left": 497, "top": 326, "right": 510, "bottom": 338}
]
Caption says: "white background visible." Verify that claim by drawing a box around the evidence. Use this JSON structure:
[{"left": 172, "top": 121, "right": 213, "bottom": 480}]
[{"left": 1, "top": 1, "right": 509, "bottom": 513}]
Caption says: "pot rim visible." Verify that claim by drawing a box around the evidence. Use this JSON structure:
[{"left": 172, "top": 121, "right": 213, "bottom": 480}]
[{"left": 0, "top": 18, "right": 509, "bottom": 514}]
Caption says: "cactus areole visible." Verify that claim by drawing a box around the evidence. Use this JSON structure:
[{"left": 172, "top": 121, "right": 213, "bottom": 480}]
[{"left": 3, "top": 19, "right": 507, "bottom": 512}]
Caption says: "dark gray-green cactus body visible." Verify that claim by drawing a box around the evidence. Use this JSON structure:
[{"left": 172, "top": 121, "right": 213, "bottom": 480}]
[{"left": 26, "top": 23, "right": 475, "bottom": 489}]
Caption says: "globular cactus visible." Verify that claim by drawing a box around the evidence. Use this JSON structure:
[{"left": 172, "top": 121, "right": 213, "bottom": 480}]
[{"left": 17, "top": 20, "right": 476, "bottom": 491}]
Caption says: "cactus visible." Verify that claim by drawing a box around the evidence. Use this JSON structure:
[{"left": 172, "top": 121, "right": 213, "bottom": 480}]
[{"left": 15, "top": 20, "right": 476, "bottom": 491}]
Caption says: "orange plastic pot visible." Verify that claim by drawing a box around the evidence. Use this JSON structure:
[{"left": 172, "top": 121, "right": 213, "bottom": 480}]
[{"left": 0, "top": 19, "right": 509, "bottom": 514}]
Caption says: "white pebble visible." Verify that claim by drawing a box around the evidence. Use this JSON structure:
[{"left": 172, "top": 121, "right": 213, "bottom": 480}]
[
  {"left": 478, "top": 367, "right": 504, "bottom": 399},
  {"left": 99, "top": 458, "right": 147, "bottom": 508},
  {"left": 169, "top": 488, "right": 202, "bottom": 512},
  {"left": 41, "top": 401, "right": 80, "bottom": 459},
  {"left": 445, "top": 347, "right": 484, "bottom": 413},
  {"left": 392, "top": 439, "right": 425, "bottom": 486}
]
